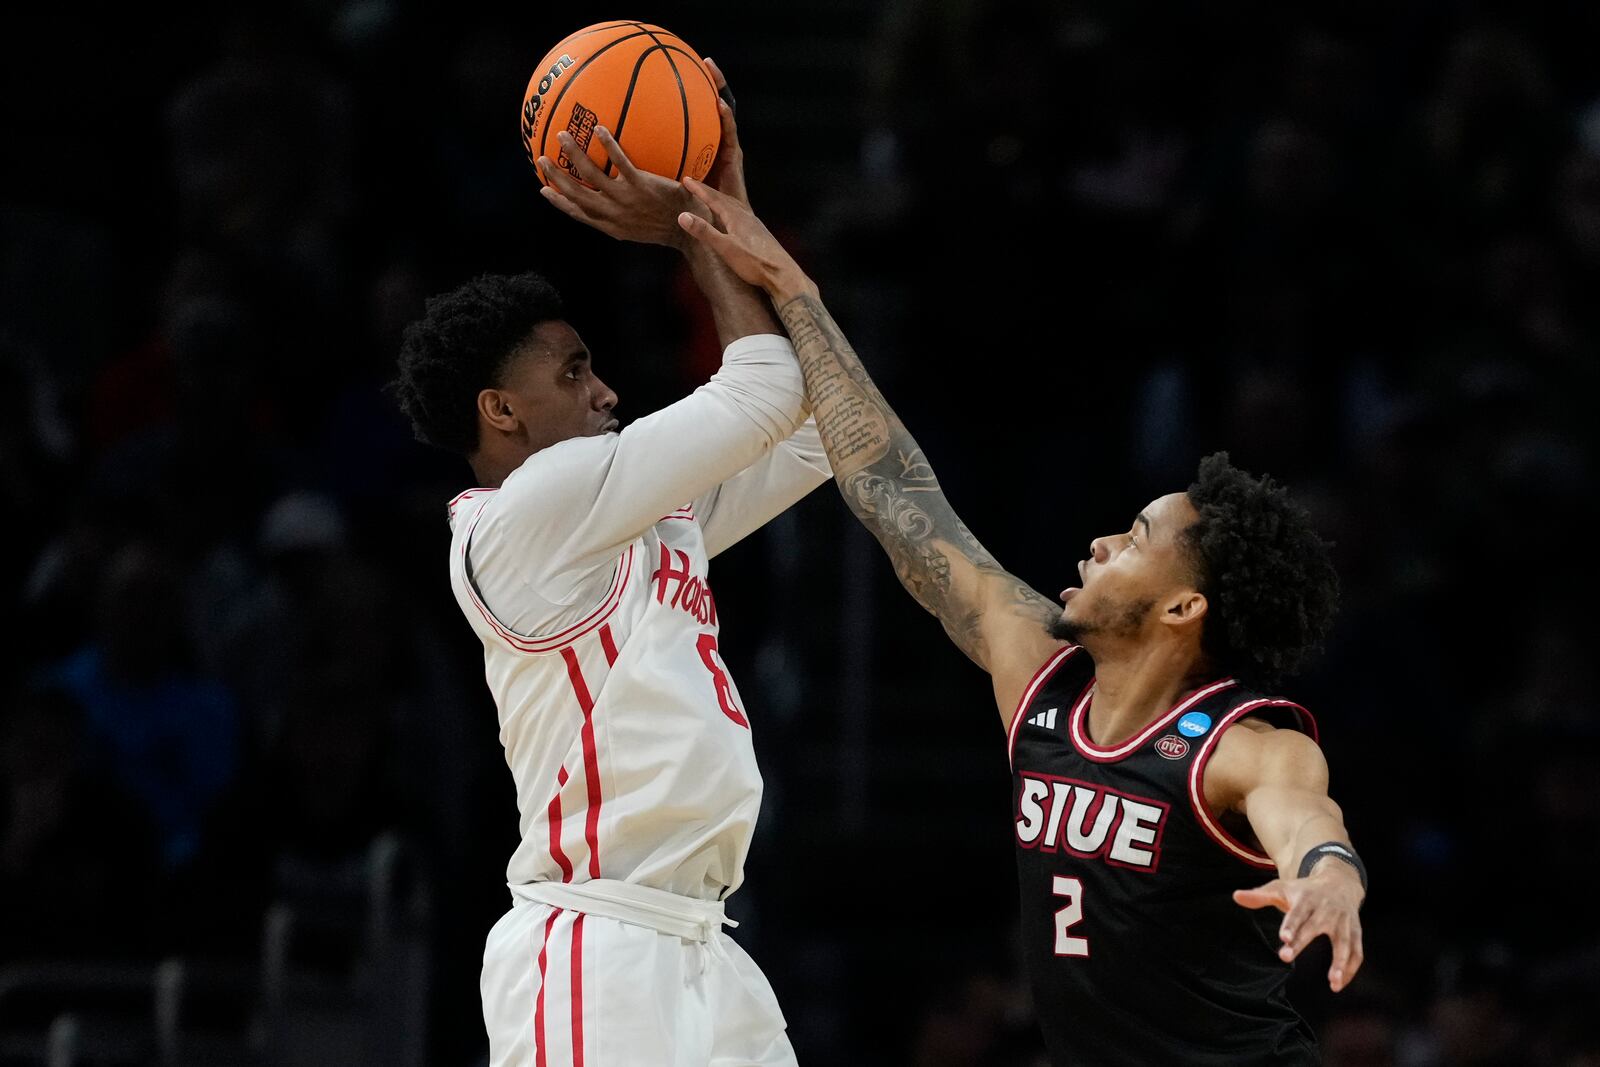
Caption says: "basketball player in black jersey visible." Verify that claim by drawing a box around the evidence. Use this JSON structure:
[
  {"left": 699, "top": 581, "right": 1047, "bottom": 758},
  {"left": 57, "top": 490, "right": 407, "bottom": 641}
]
[{"left": 670, "top": 181, "right": 1365, "bottom": 1064}]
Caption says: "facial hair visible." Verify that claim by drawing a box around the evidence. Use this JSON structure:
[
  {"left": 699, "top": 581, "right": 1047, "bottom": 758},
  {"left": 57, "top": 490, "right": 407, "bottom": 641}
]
[{"left": 1047, "top": 594, "right": 1156, "bottom": 645}]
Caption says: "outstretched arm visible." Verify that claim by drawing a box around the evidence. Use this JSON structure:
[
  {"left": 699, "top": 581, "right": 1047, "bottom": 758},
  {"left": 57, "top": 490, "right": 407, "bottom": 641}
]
[
  {"left": 677, "top": 179, "right": 1063, "bottom": 722},
  {"left": 1206, "top": 722, "right": 1366, "bottom": 992}
]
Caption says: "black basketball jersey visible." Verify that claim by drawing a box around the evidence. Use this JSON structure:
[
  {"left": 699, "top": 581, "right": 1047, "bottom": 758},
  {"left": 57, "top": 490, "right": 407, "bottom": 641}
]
[{"left": 1007, "top": 645, "right": 1321, "bottom": 1066}]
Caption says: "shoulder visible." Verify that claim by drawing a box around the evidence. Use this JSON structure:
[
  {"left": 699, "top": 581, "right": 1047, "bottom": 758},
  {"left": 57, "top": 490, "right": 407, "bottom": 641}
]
[
  {"left": 502, "top": 435, "right": 615, "bottom": 496},
  {"left": 1001, "top": 642, "right": 1085, "bottom": 749},
  {"left": 1212, "top": 717, "right": 1322, "bottom": 767},
  {"left": 1204, "top": 703, "right": 1328, "bottom": 811},
  {"left": 465, "top": 435, "right": 618, "bottom": 533}
]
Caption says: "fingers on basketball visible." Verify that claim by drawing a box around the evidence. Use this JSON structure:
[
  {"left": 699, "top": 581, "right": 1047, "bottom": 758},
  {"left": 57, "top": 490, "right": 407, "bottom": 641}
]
[
  {"left": 556, "top": 133, "right": 611, "bottom": 187},
  {"left": 703, "top": 56, "right": 727, "bottom": 92},
  {"left": 538, "top": 155, "right": 599, "bottom": 203},
  {"left": 592, "top": 126, "right": 639, "bottom": 179}
]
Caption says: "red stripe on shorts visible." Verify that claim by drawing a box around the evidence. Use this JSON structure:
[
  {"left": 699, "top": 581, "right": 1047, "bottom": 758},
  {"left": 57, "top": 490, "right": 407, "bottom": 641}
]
[
  {"left": 534, "top": 908, "right": 560, "bottom": 1067},
  {"left": 570, "top": 914, "right": 587, "bottom": 1067}
]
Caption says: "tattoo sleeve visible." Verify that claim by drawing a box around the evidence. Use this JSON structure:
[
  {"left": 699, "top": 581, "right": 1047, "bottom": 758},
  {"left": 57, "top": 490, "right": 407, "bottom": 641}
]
[{"left": 776, "top": 294, "right": 1057, "bottom": 667}]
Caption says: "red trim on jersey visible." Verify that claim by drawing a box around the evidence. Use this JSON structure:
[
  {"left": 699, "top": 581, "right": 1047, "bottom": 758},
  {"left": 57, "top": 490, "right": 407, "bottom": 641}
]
[
  {"left": 459, "top": 499, "right": 635, "bottom": 654},
  {"left": 533, "top": 908, "right": 560, "bottom": 1067},
  {"left": 1007, "top": 645, "right": 1080, "bottom": 770},
  {"left": 569, "top": 914, "right": 587, "bottom": 1067},
  {"left": 547, "top": 766, "right": 574, "bottom": 883},
  {"left": 1187, "top": 698, "right": 1319, "bottom": 869},
  {"left": 561, "top": 647, "right": 605, "bottom": 879},
  {"left": 448, "top": 486, "right": 497, "bottom": 513},
  {"left": 599, "top": 624, "right": 619, "bottom": 667},
  {"left": 1068, "top": 676, "right": 1239, "bottom": 763}
]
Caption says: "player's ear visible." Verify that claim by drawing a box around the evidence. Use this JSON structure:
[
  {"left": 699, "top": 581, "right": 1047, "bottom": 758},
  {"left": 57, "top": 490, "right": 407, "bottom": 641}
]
[
  {"left": 1161, "top": 590, "right": 1207, "bottom": 629},
  {"left": 478, "top": 387, "right": 520, "bottom": 433}
]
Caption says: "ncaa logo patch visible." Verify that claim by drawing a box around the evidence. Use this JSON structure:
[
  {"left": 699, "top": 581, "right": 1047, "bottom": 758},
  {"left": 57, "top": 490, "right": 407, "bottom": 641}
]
[
  {"left": 1155, "top": 734, "right": 1189, "bottom": 760},
  {"left": 1177, "top": 712, "right": 1212, "bottom": 738}
]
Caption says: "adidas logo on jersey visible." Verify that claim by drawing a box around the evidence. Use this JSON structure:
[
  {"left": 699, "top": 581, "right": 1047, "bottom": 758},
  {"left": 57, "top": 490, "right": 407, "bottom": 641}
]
[{"left": 1027, "top": 707, "right": 1060, "bottom": 730}]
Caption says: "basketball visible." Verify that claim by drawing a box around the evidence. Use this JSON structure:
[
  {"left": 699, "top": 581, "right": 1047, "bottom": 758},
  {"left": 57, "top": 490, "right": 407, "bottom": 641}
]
[{"left": 520, "top": 22, "right": 722, "bottom": 186}]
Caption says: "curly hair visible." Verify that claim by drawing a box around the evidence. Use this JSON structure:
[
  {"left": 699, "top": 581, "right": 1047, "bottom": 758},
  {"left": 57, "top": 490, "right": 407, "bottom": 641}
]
[
  {"left": 390, "top": 272, "right": 566, "bottom": 455},
  {"left": 1180, "top": 452, "right": 1339, "bottom": 690}
]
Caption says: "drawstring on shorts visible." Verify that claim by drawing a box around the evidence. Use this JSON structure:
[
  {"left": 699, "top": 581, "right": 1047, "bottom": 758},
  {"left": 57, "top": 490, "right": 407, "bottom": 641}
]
[{"left": 511, "top": 878, "right": 737, "bottom": 979}]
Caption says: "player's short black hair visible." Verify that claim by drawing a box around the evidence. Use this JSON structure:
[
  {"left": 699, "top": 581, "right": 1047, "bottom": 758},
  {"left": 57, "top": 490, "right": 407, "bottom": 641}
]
[
  {"left": 1180, "top": 452, "right": 1339, "bottom": 690},
  {"left": 390, "top": 272, "right": 566, "bottom": 455}
]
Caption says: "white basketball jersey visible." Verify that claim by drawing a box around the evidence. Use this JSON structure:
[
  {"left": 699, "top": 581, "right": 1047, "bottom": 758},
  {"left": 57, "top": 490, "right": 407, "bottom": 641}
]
[{"left": 444, "top": 335, "right": 828, "bottom": 903}]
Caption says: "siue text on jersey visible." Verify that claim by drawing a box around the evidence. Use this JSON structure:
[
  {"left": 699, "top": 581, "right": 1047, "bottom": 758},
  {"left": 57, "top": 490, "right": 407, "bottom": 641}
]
[{"left": 1014, "top": 773, "right": 1171, "bottom": 873}]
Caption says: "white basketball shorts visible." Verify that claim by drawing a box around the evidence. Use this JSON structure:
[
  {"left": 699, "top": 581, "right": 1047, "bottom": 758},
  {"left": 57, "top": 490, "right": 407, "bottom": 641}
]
[{"left": 481, "top": 883, "right": 797, "bottom": 1066}]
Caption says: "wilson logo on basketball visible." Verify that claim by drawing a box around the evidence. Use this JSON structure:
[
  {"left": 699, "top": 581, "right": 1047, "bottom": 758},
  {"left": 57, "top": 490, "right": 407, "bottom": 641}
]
[
  {"left": 1155, "top": 734, "right": 1189, "bottom": 760},
  {"left": 521, "top": 53, "right": 576, "bottom": 162}
]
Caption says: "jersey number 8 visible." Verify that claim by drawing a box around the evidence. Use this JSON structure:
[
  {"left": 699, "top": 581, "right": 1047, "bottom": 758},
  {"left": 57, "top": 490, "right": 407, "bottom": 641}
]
[{"left": 696, "top": 633, "right": 749, "bottom": 728}]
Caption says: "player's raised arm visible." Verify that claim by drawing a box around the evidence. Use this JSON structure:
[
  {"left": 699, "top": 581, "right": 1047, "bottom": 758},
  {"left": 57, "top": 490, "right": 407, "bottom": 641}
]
[
  {"left": 677, "top": 179, "right": 1062, "bottom": 719},
  {"left": 1205, "top": 721, "right": 1367, "bottom": 992},
  {"left": 536, "top": 68, "right": 832, "bottom": 559},
  {"left": 537, "top": 71, "right": 783, "bottom": 350}
]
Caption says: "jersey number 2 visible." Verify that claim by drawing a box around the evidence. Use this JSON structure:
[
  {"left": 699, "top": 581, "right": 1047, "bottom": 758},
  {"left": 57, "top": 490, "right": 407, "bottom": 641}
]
[
  {"left": 1052, "top": 875, "right": 1089, "bottom": 957},
  {"left": 696, "top": 633, "right": 749, "bottom": 728}
]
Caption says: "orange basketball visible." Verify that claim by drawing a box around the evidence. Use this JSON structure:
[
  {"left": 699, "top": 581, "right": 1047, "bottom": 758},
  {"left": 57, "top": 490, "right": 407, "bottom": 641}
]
[{"left": 520, "top": 21, "right": 721, "bottom": 186}]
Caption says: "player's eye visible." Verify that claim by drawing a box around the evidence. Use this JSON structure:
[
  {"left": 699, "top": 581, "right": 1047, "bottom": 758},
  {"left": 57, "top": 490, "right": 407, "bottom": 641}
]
[{"left": 565, "top": 366, "right": 583, "bottom": 381}]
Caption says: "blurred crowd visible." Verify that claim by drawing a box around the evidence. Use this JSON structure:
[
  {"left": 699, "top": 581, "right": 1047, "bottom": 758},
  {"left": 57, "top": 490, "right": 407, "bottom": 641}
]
[{"left": 1, "top": 1, "right": 1596, "bottom": 1064}]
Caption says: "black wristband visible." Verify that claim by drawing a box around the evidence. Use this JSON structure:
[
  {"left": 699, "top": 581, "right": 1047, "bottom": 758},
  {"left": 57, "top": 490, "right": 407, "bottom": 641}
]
[{"left": 1297, "top": 841, "right": 1367, "bottom": 890}]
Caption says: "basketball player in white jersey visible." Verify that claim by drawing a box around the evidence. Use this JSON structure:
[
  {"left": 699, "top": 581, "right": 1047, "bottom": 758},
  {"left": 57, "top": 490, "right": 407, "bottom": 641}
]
[{"left": 392, "top": 65, "right": 825, "bottom": 1065}]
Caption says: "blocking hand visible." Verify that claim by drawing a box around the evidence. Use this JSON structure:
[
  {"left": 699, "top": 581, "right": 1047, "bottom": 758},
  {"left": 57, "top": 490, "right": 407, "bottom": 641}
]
[
  {"left": 1233, "top": 867, "right": 1365, "bottom": 992},
  {"left": 675, "top": 178, "right": 808, "bottom": 297}
]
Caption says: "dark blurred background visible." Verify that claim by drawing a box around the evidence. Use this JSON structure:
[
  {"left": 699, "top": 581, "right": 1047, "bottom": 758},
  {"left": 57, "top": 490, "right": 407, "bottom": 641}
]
[{"left": 2, "top": 0, "right": 1598, "bottom": 1064}]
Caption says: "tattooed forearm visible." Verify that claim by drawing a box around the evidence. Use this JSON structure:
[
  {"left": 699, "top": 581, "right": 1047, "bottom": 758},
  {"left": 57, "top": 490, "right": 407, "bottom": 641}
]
[
  {"left": 778, "top": 299, "right": 891, "bottom": 472},
  {"left": 896, "top": 448, "right": 940, "bottom": 491},
  {"left": 777, "top": 293, "right": 1056, "bottom": 667}
]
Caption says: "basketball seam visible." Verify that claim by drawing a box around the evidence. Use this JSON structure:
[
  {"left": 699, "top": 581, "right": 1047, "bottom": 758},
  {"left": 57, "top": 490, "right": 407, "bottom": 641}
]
[
  {"left": 626, "top": 24, "right": 692, "bottom": 181},
  {"left": 564, "top": 21, "right": 635, "bottom": 42},
  {"left": 536, "top": 29, "right": 654, "bottom": 167},
  {"left": 659, "top": 45, "right": 719, "bottom": 178},
  {"left": 605, "top": 45, "right": 665, "bottom": 178},
  {"left": 660, "top": 45, "right": 716, "bottom": 97}
]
